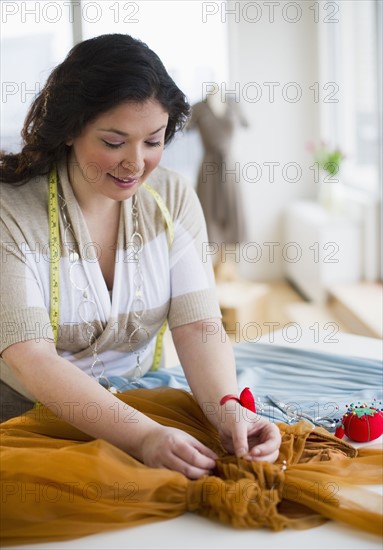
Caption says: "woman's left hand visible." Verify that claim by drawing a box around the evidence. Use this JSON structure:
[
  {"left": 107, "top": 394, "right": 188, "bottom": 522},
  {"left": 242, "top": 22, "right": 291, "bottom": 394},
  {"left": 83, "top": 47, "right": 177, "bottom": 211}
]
[
  {"left": 172, "top": 319, "right": 282, "bottom": 462},
  {"left": 217, "top": 402, "right": 282, "bottom": 462}
]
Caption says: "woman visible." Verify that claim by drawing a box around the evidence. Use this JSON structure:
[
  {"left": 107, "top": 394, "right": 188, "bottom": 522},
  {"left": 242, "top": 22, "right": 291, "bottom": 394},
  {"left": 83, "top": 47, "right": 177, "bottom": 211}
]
[{"left": 0, "top": 34, "right": 280, "bottom": 479}]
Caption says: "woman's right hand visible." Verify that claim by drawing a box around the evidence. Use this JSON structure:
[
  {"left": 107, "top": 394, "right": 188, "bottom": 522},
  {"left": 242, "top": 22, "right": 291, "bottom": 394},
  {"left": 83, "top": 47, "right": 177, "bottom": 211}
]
[
  {"left": 3, "top": 340, "right": 217, "bottom": 480},
  {"left": 140, "top": 425, "right": 218, "bottom": 479}
]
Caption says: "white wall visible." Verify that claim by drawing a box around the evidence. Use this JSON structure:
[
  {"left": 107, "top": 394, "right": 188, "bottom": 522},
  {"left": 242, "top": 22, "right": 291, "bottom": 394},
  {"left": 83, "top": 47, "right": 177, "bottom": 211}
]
[
  {"left": 225, "top": 1, "right": 321, "bottom": 280},
  {"left": 1, "top": 0, "right": 322, "bottom": 284}
]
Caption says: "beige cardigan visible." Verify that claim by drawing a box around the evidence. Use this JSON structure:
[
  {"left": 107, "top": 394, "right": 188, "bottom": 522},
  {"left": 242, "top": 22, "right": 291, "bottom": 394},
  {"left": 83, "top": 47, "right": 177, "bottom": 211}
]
[{"left": 0, "top": 159, "right": 221, "bottom": 397}]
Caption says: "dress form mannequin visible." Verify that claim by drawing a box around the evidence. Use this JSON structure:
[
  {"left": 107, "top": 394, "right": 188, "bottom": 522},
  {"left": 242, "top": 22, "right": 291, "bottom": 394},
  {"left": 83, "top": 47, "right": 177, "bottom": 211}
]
[
  {"left": 206, "top": 91, "right": 227, "bottom": 118},
  {"left": 188, "top": 89, "right": 249, "bottom": 278}
]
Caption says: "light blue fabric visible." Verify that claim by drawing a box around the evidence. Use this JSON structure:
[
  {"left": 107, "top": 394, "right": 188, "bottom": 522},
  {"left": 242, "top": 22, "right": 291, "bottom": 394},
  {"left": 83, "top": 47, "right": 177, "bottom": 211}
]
[
  {"left": 104, "top": 343, "right": 382, "bottom": 428},
  {"left": 233, "top": 343, "right": 382, "bottom": 427}
]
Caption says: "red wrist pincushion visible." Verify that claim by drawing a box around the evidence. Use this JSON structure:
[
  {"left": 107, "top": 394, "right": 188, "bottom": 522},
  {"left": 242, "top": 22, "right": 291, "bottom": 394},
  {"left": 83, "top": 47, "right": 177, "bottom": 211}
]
[
  {"left": 220, "top": 387, "right": 256, "bottom": 413},
  {"left": 335, "top": 402, "right": 383, "bottom": 442}
]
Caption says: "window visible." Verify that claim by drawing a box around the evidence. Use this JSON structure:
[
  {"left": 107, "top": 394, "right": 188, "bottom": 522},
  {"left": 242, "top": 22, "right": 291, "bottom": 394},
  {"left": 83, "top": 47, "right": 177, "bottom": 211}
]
[
  {"left": 81, "top": 0, "right": 229, "bottom": 105},
  {"left": 1, "top": 1, "right": 73, "bottom": 152},
  {"left": 1, "top": 0, "right": 229, "bottom": 185},
  {"left": 318, "top": 0, "right": 382, "bottom": 281},
  {"left": 80, "top": 0, "right": 229, "bottom": 184},
  {"left": 318, "top": 0, "right": 382, "bottom": 195}
]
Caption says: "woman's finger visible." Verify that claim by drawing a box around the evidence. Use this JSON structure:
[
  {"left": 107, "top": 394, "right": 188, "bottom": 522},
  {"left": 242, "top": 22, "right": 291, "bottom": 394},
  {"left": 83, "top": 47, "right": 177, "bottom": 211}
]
[
  {"left": 230, "top": 421, "right": 251, "bottom": 458},
  {"left": 173, "top": 439, "right": 217, "bottom": 470},
  {"left": 244, "top": 448, "right": 281, "bottom": 463},
  {"left": 247, "top": 425, "right": 281, "bottom": 460},
  {"left": 191, "top": 439, "right": 219, "bottom": 461},
  {"left": 161, "top": 453, "right": 212, "bottom": 479},
  {"left": 168, "top": 446, "right": 215, "bottom": 479}
]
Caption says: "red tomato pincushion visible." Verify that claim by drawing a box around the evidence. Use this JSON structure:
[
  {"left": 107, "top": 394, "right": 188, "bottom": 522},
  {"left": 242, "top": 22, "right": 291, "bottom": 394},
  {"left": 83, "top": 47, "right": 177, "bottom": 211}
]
[{"left": 335, "top": 403, "right": 383, "bottom": 443}]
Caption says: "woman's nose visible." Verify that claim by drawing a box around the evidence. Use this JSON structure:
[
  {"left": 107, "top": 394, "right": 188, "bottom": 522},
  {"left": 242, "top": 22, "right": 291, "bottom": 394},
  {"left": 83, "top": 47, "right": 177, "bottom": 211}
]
[{"left": 120, "top": 148, "right": 144, "bottom": 175}]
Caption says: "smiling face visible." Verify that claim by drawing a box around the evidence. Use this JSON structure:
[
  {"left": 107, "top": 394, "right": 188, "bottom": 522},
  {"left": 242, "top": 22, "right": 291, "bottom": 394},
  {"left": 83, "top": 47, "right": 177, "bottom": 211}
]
[{"left": 66, "top": 99, "right": 169, "bottom": 209}]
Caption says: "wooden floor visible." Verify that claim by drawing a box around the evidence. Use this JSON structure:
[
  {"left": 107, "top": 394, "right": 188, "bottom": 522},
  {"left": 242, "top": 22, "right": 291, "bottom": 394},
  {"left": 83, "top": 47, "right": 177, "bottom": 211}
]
[
  {"left": 163, "top": 279, "right": 382, "bottom": 368},
  {"left": 329, "top": 282, "right": 382, "bottom": 339}
]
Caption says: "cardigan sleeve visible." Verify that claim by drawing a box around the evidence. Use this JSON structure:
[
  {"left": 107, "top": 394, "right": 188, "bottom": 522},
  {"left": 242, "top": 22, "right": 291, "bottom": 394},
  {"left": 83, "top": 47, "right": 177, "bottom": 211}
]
[
  {"left": 0, "top": 190, "right": 54, "bottom": 355},
  {"left": 165, "top": 175, "right": 222, "bottom": 329}
]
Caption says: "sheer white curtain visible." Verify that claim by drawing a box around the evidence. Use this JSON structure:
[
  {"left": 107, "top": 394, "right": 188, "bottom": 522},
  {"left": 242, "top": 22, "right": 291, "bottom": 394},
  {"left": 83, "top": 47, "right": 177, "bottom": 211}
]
[
  {"left": 1, "top": 1, "right": 73, "bottom": 152},
  {"left": 1, "top": 0, "right": 229, "bottom": 187},
  {"left": 318, "top": 0, "right": 382, "bottom": 281},
  {"left": 82, "top": 0, "right": 229, "bottom": 186},
  {"left": 318, "top": 0, "right": 381, "bottom": 195}
]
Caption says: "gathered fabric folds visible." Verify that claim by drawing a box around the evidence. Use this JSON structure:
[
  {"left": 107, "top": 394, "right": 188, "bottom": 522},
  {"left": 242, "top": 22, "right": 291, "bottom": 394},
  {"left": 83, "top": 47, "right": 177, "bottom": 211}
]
[{"left": 1, "top": 388, "right": 382, "bottom": 546}]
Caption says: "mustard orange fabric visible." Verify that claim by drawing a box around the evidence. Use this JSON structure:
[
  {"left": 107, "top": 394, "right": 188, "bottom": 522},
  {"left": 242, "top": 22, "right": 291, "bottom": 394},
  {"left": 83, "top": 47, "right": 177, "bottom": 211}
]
[{"left": 1, "top": 388, "right": 382, "bottom": 546}]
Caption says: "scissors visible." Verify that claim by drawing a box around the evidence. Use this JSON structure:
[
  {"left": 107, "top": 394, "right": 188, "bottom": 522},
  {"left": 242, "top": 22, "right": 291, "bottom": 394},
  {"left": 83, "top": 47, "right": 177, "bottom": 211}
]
[{"left": 266, "top": 395, "right": 337, "bottom": 432}]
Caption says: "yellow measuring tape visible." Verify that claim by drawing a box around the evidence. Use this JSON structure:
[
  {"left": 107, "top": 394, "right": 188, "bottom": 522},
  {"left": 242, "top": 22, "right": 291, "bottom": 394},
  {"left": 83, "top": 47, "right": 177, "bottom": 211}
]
[
  {"left": 48, "top": 165, "right": 60, "bottom": 344},
  {"left": 34, "top": 167, "right": 61, "bottom": 408},
  {"left": 142, "top": 182, "right": 174, "bottom": 370},
  {"left": 48, "top": 168, "right": 173, "bottom": 373}
]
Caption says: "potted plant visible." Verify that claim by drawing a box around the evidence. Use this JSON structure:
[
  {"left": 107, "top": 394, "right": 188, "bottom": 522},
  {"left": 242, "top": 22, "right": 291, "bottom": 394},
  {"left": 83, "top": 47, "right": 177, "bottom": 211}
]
[{"left": 307, "top": 141, "right": 346, "bottom": 212}]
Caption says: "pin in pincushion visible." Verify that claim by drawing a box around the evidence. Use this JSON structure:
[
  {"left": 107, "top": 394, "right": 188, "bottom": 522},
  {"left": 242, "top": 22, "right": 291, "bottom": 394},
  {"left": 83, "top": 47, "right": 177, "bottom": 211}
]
[{"left": 335, "top": 402, "right": 383, "bottom": 442}]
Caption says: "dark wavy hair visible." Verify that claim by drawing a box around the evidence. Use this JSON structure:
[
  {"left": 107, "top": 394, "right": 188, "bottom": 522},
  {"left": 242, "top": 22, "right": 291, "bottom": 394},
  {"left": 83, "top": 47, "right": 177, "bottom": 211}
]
[{"left": 1, "top": 33, "right": 191, "bottom": 183}]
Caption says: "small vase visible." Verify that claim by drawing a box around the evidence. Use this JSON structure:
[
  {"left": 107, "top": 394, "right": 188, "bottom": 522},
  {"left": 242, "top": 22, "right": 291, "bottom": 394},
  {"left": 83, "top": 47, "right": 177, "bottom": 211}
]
[{"left": 318, "top": 170, "right": 343, "bottom": 215}]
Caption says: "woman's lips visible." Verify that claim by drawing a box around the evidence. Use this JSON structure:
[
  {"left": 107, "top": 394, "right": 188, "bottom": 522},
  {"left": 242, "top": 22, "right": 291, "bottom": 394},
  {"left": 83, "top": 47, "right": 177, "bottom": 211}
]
[{"left": 108, "top": 173, "right": 140, "bottom": 189}]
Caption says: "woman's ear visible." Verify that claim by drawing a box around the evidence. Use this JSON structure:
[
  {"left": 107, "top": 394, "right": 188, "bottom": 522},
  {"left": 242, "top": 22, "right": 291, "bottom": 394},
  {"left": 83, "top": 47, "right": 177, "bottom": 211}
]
[{"left": 66, "top": 139, "right": 73, "bottom": 146}]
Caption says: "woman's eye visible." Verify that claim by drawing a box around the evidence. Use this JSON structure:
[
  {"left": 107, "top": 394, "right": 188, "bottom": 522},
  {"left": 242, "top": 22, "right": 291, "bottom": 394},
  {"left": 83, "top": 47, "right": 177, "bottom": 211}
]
[
  {"left": 103, "top": 140, "right": 124, "bottom": 149},
  {"left": 146, "top": 141, "right": 162, "bottom": 148}
]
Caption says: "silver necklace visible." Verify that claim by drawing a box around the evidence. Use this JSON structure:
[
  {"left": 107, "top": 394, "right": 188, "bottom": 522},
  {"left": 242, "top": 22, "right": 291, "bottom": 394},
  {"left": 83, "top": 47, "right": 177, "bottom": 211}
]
[
  {"left": 59, "top": 190, "right": 149, "bottom": 392},
  {"left": 127, "top": 194, "right": 150, "bottom": 381}
]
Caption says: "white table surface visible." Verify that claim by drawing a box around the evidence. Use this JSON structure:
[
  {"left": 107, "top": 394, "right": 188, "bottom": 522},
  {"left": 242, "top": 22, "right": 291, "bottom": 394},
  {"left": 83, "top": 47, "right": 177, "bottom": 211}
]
[
  {"left": 5, "top": 331, "right": 383, "bottom": 550},
  {"left": 258, "top": 328, "right": 383, "bottom": 361}
]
